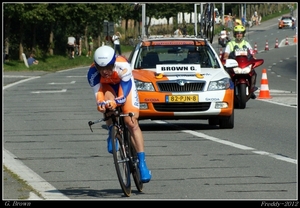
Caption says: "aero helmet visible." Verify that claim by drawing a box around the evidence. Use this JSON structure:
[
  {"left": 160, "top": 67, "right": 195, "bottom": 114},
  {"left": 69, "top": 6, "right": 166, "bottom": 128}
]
[{"left": 94, "top": 45, "right": 116, "bottom": 67}]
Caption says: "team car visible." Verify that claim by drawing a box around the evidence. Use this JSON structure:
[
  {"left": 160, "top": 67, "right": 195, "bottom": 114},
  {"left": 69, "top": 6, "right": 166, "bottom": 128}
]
[
  {"left": 127, "top": 36, "right": 234, "bottom": 129},
  {"left": 278, "top": 15, "right": 295, "bottom": 29}
]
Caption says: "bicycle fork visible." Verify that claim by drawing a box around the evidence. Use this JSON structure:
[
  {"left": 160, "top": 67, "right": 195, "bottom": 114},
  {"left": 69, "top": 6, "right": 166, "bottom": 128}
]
[{"left": 114, "top": 124, "right": 130, "bottom": 163}]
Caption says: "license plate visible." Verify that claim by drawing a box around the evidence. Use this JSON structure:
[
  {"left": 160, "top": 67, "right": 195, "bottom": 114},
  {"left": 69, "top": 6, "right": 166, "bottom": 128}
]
[{"left": 166, "top": 95, "right": 199, "bottom": 102}]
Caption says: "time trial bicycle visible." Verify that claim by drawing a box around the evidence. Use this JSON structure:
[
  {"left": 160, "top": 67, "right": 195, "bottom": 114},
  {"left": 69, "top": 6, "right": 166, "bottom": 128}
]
[{"left": 88, "top": 103, "right": 143, "bottom": 197}]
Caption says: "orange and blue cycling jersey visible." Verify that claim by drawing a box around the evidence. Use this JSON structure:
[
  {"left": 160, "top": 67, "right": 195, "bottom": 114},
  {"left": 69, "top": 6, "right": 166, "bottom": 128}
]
[{"left": 87, "top": 55, "right": 140, "bottom": 113}]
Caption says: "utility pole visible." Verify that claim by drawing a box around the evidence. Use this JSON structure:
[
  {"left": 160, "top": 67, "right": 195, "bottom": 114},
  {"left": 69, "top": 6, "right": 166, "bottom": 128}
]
[
  {"left": 142, "top": 3, "right": 146, "bottom": 38},
  {"left": 194, "top": 4, "right": 198, "bottom": 35}
]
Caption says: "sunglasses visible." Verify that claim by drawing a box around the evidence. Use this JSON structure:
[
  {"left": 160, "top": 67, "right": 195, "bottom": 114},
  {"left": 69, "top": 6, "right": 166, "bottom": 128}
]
[{"left": 96, "top": 64, "right": 114, "bottom": 71}]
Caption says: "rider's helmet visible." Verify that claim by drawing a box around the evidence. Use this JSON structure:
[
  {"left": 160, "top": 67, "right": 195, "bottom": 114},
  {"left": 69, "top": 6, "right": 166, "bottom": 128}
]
[
  {"left": 233, "top": 25, "right": 246, "bottom": 41},
  {"left": 94, "top": 45, "right": 116, "bottom": 68}
]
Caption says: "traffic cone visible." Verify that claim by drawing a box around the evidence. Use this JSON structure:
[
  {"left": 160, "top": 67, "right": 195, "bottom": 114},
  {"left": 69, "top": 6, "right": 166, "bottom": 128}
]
[
  {"left": 254, "top": 42, "right": 258, "bottom": 54},
  {"left": 274, "top": 38, "right": 279, "bottom": 48},
  {"left": 285, "top": 36, "right": 289, "bottom": 45},
  {"left": 258, "top": 69, "right": 272, "bottom": 99},
  {"left": 219, "top": 48, "right": 223, "bottom": 59},
  {"left": 294, "top": 35, "right": 297, "bottom": 43},
  {"left": 264, "top": 40, "right": 269, "bottom": 51}
]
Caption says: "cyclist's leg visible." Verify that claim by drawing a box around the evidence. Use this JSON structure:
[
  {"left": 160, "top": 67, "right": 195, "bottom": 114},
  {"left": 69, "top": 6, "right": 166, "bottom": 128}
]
[
  {"left": 71, "top": 45, "right": 75, "bottom": 58},
  {"left": 99, "top": 84, "right": 118, "bottom": 153},
  {"left": 122, "top": 84, "right": 151, "bottom": 183},
  {"left": 87, "top": 44, "right": 93, "bottom": 57},
  {"left": 67, "top": 45, "right": 71, "bottom": 58}
]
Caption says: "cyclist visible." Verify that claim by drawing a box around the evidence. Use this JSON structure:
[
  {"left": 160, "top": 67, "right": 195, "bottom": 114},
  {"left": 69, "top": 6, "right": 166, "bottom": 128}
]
[
  {"left": 223, "top": 25, "right": 257, "bottom": 99},
  {"left": 87, "top": 45, "right": 152, "bottom": 183}
]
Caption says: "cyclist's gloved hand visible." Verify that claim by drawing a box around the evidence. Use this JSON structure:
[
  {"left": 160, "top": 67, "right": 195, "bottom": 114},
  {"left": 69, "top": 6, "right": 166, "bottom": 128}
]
[
  {"left": 97, "top": 101, "right": 108, "bottom": 113},
  {"left": 105, "top": 100, "right": 117, "bottom": 110},
  {"left": 114, "top": 96, "right": 126, "bottom": 105}
]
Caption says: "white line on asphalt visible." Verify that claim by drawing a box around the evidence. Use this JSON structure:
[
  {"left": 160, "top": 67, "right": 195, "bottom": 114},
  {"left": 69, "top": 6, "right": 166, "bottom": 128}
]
[
  {"left": 3, "top": 76, "right": 40, "bottom": 90},
  {"left": 154, "top": 121, "right": 297, "bottom": 165},
  {"left": 256, "top": 98, "right": 297, "bottom": 108},
  {"left": 252, "top": 150, "right": 297, "bottom": 164},
  {"left": 31, "top": 89, "right": 67, "bottom": 93},
  {"left": 4, "top": 149, "right": 70, "bottom": 200},
  {"left": 3, "top": 75, "right": 37, "bottom": 78},
  {"left": 48, "top": 81, "right": 76, "bottom": 84}
]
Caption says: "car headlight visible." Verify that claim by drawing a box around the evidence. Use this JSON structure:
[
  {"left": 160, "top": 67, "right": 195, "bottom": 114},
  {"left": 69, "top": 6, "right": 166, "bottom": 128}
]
[
  {"left": 134, "top": 80, "right": 155, "bottom": 91},
  {"left": 207, "top": 78, "right": 231, "bottom": 91}
]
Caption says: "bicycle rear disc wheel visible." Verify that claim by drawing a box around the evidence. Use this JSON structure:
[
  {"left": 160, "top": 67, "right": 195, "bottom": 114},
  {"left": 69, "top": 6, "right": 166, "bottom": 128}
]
[
  {"left": 112, "top": 126, "right": 131, "bottom": 197},
  {"left": 126, "top": 129, "right": 143, "bottom": 192}
]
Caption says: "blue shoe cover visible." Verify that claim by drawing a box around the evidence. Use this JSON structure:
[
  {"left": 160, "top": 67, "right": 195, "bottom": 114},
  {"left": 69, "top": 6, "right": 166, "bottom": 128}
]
[
  {"left": 137, "top": 152, "right": 152, "bottom": 183},
  {"left": 107, "top": 125, "right": 118, "bottom": 154}
]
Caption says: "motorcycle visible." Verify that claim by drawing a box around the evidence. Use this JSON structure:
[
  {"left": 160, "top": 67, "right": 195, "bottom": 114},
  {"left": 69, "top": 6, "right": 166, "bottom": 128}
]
[
  {"left": 218, "top": 31, "right": 230, "bottom": 47},
  {"left": 223, "top": 49, "right": 264, "bottom": 109}
]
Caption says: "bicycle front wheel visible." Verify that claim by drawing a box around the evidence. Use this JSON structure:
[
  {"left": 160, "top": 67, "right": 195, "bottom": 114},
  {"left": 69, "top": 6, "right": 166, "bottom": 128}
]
[
  {"left": 112, "top": 126, "right": 131, "bottom": 197},
  {"left": 198, "top": 4, "right": 206, "bottom": 38},
  {"left": 206, "top": 3, "right": 215, "bottom": 44}
]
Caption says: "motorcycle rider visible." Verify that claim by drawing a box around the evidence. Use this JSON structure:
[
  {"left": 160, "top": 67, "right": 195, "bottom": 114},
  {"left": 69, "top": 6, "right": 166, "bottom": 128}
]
[
  {"left": 87, "top": 45, "right": 152, "bottom": 183},
  {"left": 223, "top": 25, "right": 258, "bottom": 99}
]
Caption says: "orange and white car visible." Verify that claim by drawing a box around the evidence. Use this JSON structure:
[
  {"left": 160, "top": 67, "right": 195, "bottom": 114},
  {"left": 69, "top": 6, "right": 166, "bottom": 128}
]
[
  {"left": 128, "top": 36, "right": 234, "bottom": 129},
  {"left": 278, "top": 15, "right": 295, "bottom": 29}
]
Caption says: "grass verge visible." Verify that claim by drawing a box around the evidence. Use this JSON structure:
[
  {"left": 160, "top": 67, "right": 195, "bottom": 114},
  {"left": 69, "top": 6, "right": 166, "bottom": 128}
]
[{"left": 3, "top": 165, "right": 44, "bottom": 200}]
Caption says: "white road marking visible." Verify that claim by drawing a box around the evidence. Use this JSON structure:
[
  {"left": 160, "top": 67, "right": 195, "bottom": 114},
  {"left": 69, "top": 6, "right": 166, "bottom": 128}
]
[
  {"left": 66, "top": 75, "right": 86, "bottom": 78},
  {"left": 3, "top": 76, "right": 40, "bottom": 90},
  {"left": 31, "top": 89, "right": 67, "bottom": 93},
  {"left": 48, "top": 81, "right": 76, "bottom": 84},
  {"left": 154, "top": 121, "right": 297, "bottom": 165},
  {"left": 4, "top": 149, "right": 70, "bottom": 200}
]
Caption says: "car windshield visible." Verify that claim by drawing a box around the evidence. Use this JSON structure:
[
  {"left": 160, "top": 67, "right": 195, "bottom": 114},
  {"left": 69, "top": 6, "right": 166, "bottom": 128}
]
[
  {"left": 282, "top": 17, "right": 292, "bottom": 21},
  {"left": 133, "top": 44, "right": 220, "bottom": 69}
]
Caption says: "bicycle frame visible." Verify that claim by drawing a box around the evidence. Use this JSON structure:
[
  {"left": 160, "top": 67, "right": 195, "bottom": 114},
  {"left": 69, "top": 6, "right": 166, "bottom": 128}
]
[
  {"left": 199, "top": 3, "right": 215, "bottom": 44},
  {"left": 88, "top": 106, "right": 143, "bottom": 197}
]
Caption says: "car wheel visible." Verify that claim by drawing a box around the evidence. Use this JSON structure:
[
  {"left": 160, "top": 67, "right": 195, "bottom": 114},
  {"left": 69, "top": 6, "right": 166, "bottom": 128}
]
[{"left": 219, "top": 110, "right": 234, "bottom": 129}]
